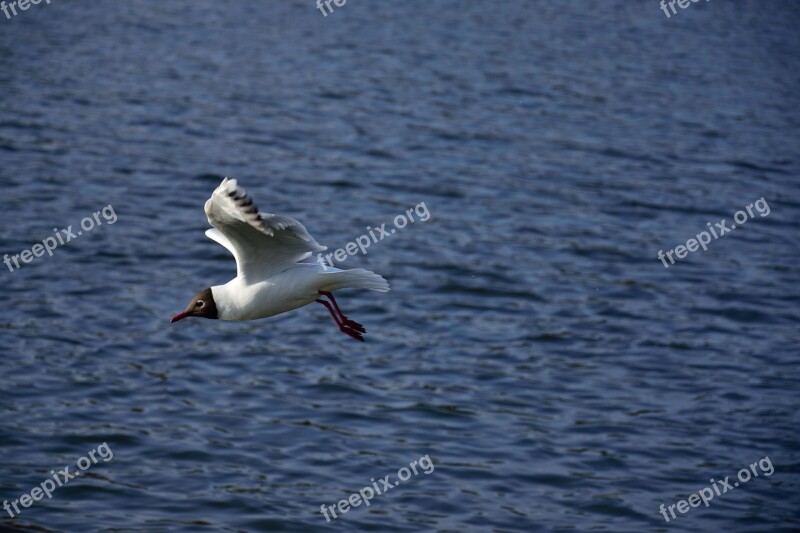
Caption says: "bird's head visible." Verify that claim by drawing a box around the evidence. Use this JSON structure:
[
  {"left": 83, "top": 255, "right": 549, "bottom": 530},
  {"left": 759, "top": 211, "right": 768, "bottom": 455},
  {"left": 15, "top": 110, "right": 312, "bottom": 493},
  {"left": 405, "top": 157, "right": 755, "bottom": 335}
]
[{"left": 170, "top": 287, "right": 219, "bottom": 323}]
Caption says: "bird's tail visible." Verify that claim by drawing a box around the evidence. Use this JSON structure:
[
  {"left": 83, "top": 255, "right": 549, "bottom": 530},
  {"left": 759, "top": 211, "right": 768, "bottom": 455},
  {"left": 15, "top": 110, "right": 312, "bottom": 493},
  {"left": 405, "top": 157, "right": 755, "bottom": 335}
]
[{"left": 318, "top": 268, "right": 390, "bottom": 293}]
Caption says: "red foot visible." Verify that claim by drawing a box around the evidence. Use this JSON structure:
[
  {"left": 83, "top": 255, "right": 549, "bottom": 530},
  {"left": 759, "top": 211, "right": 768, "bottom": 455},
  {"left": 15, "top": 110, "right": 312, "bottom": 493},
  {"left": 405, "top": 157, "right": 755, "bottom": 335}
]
[
  {"left": 319, "top": 291, "right": 365, "bottom": 333},
  {"left": 316, "top": 298, "right": 365, "bottom": 342}
]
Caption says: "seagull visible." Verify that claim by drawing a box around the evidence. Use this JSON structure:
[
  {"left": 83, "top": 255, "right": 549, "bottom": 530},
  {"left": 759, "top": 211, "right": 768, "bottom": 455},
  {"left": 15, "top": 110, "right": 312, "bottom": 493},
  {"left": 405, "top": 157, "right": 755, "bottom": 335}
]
[{"left": 170, "top": 178, "right": 389, "bottom": 341}]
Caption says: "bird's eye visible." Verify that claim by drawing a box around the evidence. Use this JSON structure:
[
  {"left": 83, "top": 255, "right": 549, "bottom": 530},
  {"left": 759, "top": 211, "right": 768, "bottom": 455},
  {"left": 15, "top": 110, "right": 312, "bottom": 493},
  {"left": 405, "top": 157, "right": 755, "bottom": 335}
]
[{"left": 196, "top": 300, "right": 204, "bottom": 308}]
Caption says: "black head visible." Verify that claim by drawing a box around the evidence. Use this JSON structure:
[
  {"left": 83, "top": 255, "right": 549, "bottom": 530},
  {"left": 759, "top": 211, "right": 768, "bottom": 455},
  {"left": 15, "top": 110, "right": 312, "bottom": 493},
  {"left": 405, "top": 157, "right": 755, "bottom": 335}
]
[{"left": 170, "top": 287, "right": 219, "bottom": 323}]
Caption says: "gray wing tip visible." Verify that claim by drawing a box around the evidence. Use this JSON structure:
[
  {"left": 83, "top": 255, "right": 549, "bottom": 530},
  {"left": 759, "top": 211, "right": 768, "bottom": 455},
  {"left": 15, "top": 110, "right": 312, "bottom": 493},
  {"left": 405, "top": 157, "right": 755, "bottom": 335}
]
[{"left": 213, "top": 178, "right": 325, "bottom": 247}]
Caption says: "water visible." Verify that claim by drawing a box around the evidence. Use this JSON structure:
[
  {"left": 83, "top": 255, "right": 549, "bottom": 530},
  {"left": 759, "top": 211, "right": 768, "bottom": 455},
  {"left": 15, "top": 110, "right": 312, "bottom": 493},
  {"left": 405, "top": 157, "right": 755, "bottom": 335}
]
[{"left": 1, "top": 1, "right": 799, "bottom": 531}]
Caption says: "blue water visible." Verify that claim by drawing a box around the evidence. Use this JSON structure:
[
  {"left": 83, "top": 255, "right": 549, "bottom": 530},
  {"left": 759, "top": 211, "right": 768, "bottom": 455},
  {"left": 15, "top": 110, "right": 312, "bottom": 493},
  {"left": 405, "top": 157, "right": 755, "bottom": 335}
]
[{"left": 1, "top": 1, "right": 799, "bottom": 531}]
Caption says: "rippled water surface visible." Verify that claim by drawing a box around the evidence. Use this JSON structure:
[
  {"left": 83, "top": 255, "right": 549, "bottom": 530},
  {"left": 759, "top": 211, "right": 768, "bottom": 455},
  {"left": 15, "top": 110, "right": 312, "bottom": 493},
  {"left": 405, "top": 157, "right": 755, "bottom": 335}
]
[{"left": 1, "top": 1, "right": 799, "bottom": 532}]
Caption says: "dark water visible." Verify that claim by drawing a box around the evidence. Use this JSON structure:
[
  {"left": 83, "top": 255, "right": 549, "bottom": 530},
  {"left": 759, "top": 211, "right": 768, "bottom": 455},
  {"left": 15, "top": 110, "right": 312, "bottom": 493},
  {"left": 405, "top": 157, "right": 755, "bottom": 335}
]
[{"left": 1, "top": 1, "right": 799, "bottom": 531}]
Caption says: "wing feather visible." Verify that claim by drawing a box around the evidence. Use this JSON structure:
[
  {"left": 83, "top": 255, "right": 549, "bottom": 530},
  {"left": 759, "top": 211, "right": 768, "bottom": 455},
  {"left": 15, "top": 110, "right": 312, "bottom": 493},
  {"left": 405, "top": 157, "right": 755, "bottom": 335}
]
[
  {"left": 205, "top": 228, "right": 236, "bottom": 257},
  {"left": 204, "top": 178, "right": 326, "bottom": 280}
]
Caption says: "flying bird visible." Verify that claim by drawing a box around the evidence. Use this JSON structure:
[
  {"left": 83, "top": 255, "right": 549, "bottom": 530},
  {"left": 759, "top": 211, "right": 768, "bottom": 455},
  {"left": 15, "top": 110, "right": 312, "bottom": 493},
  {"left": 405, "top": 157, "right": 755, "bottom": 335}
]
[{"left": 170, "top": 178, "right": 389, "bottom": 341}]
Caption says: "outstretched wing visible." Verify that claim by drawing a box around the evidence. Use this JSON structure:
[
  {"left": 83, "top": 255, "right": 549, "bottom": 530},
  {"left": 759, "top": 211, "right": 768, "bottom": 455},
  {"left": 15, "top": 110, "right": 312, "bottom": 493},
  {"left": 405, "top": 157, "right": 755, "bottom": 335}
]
[{"left": 203, "top": 178, "right": 326, "bottom": 280}]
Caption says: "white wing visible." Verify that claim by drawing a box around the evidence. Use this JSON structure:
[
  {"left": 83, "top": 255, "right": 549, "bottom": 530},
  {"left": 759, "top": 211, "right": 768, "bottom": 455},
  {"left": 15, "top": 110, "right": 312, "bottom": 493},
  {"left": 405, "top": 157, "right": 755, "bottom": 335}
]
[{"left": 204, "top": 178, "right": 326, "bottom": 280}]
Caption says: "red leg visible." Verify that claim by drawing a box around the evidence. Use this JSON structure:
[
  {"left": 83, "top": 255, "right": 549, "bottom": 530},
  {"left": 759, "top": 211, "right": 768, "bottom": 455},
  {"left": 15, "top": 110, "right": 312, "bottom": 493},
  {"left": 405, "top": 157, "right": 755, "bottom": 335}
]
[
  {"left": 316, "top": 299, "right": 364, "bottom": 342},
  {"left": 318, "top": 291, "right": 365, "bottom": 333}
]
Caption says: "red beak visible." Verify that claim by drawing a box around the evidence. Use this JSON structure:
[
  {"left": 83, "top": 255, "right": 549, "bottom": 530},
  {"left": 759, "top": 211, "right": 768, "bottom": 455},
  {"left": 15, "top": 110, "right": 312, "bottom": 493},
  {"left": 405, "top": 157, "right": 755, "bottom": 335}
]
[{"left": 170, "top": 312, "right": 188, "bottom": 323}]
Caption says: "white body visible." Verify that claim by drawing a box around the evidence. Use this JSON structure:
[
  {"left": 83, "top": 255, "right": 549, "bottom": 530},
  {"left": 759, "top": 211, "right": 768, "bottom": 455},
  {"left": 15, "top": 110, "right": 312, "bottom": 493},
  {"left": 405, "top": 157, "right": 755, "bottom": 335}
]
[{"left": 212, "top": 264, "right": 386, "bottom": 321}]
